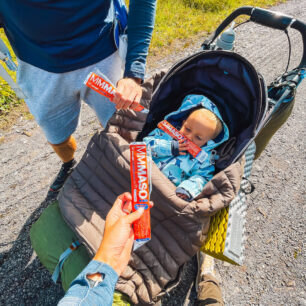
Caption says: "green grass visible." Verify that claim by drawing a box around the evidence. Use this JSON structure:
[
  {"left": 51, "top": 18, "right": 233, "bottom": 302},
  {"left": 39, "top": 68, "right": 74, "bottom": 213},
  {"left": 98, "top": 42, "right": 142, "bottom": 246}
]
[
  {"left": 151, "top": 0, "right": 285, "bottom": 53},
  {"left": 0, "top": 29, "right": 22, "bottom": 117},
  {"left": 0, "top": 0, "right": 285, "bottom": 119}
]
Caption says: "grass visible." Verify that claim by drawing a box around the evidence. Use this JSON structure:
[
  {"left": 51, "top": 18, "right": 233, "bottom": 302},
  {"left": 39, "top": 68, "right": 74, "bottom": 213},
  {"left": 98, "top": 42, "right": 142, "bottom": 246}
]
[
  {"left": 0, "top": 29, "right": 25, "bottom": 125},
  {"left": 0, "top": 0, "right": 285, "bottom": 126},
  {"left": 150, "top": 0, "right": 286, "bottom": 54}
]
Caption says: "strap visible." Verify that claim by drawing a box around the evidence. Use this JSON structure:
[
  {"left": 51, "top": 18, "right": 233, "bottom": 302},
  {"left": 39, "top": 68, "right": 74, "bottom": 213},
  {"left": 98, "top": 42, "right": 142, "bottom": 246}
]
[
  {"left": 271, "top": 68, "right": 305, "bottom": 113},
  {"left": 0, "top": 38, "right": 25, "bottom": 99},
  {"left": 0, "top": 38, "right": 17, "bottom": 71},
  {"left": 52, "top": 241, "right": 81, "bottom": 283},
  {"left": 0, "top": 65, "right": 25, "bottom": 99},
  {"left": 113, "top": 0, "right": 128, "bottom": 31},
  {"left": 113, "top": 0, "right": 128, "bottom": 49}
]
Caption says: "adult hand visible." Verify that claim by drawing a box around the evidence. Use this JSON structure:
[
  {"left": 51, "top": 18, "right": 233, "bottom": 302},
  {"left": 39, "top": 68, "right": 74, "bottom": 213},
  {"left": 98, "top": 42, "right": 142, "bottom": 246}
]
[
  {"left": 112, "top": 77, "right": 142, "bottom": 111},
  {"left": 92, "top": 192, "right": 153, "bottom": 276}
]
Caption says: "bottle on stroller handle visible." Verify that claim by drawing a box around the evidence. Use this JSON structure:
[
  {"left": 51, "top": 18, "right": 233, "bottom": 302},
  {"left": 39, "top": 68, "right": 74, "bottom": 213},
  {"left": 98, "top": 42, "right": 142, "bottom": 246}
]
[{"left": 215, "top": 22, "right": 236, "bottom": 51}]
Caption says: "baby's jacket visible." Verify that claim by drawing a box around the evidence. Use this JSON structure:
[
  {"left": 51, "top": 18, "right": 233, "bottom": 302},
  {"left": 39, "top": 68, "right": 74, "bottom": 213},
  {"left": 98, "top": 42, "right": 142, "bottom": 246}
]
[{"left": 143, "top": 94, "right": 229, "bottom": 200}]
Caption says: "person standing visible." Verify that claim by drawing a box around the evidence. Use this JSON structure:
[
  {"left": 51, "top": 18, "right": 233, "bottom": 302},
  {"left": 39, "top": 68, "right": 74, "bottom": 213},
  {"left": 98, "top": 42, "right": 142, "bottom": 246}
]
[{"left": 0, "top": 0, "right": 156, "bottom": 199}]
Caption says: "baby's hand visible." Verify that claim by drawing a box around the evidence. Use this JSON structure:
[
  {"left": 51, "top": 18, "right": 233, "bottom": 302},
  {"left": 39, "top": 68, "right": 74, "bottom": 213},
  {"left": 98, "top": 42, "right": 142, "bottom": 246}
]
[
  {"left": 177, "top": 193, "right": 189, "bottom": 200},
  {"left": 178, "top": 139, "right": 189, "bottom": 155}
]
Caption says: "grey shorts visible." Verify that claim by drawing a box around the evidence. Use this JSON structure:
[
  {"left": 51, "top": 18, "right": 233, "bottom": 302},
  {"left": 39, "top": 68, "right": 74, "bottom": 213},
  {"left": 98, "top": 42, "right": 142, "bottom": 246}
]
[{"left": 17, "top": 51, "right": 123, "bottom": 144}]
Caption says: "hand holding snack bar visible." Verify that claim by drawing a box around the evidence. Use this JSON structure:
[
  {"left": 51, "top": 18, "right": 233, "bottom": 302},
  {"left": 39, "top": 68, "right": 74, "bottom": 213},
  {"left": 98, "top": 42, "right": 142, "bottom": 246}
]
[
  {"left": 130, "top": 142, "right": 152, "bottom": 250},
  {"left": 113, "top": 78, "right": 143, "bottom": 111},
  {"left": 84, "top": 71, "right": 148, "bottom": 113},
  {"left": 93, "top": 192, "right": 153, "bottom": 276}
]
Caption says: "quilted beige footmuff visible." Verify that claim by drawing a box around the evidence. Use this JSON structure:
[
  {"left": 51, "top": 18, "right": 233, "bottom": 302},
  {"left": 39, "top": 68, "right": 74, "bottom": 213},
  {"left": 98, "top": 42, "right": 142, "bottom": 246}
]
[{"left": 58, "top": 72, "right": 243, "bottom": 305}]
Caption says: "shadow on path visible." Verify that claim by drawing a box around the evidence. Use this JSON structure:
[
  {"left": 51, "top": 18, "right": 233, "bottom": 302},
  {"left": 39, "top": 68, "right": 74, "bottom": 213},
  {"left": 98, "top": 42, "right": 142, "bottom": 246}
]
[
  {"left": 0, "top": 194, "right": 199, "bottom": 306},
  {"left": 0, "top": 198, "right": 64, "bottom": 306}
]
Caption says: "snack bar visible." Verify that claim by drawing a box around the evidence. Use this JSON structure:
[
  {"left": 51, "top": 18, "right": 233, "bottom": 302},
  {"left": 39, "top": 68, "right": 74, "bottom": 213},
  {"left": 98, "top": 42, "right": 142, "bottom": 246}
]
[
  {"left": 157, "top": 120, "right": 208, "bottom": 163},
  {"left": 130, "top": 142, "right": 151, "bottom": 249},
  {"left": 84, "top": 71, "right": 148, "bottom": 113}
]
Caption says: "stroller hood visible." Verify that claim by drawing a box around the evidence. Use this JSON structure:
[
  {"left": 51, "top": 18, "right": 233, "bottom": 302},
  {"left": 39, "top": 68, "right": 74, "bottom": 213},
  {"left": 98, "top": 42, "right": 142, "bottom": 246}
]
[
  {"left": 139, "top": 50, "right": 268, "bottom": 169},
  {"left": 165, "top": 94, "right": 229, "bottom": 150}
]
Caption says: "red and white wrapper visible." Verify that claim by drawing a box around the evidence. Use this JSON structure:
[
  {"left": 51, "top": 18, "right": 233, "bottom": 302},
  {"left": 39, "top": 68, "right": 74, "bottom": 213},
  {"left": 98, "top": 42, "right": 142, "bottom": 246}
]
[
  {"left": 130, "top": 142, "right": 151, "bottom": 250},
  {"left": 158, "top": 120, "right": 208, "bottom": 163},
  {"left": 84, "top": 71, "right": 148, "bottom": 113}
]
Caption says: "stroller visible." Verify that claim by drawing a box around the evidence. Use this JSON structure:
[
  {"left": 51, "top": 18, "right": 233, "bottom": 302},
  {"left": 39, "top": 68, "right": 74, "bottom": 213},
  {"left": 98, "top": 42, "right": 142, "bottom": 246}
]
[{"left": 30, "top": 6, "right": 306, "bottom": 305}]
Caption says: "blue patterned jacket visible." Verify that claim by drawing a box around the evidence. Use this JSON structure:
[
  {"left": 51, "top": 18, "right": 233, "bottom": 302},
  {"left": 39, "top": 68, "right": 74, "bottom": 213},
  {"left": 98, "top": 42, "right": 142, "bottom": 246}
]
[{"left": 143, "top": 94, "right": 229, "bottom": 200}]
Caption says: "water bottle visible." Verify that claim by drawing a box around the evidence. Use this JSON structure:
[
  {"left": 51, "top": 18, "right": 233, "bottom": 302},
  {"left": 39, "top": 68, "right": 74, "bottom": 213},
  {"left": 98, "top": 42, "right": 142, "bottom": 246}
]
[{"left": 215, "top": 22, "right": 236, "bottom": 51}]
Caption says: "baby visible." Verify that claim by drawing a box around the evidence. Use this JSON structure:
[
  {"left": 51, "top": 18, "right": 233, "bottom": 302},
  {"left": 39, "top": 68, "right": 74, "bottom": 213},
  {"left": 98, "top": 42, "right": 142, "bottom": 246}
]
[{"left": 143, "top": 94, "right": 229, "bottom": 201}]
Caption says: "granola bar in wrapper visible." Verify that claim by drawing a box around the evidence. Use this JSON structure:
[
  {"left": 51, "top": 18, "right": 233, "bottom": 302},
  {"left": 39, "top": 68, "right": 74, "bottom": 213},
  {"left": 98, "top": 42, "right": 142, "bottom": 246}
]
[
  {"left": 84, "top": 70, "right": 148, "bottom": 113},
  {"left": 130, "top": 142, "right": 151, "bottom": 250},
  {"left": 158, "top": 120, "right": 208, "bottom": 163}
]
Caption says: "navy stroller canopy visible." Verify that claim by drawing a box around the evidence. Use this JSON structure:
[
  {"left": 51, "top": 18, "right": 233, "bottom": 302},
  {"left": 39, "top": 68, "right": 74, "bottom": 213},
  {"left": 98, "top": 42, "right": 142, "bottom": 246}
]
[
  {"left": 139, "top": 51, "right": 267, "bottom": 169},
  {"left": 140, "top": 6, "right": 306, "bottom": 170}
]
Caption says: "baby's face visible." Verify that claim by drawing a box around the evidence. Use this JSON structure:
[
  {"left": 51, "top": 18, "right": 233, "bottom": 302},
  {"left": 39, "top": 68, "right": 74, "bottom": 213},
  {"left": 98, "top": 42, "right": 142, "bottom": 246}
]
[{"left": 180, "top": 113, "right": 218, "bottom": 147}]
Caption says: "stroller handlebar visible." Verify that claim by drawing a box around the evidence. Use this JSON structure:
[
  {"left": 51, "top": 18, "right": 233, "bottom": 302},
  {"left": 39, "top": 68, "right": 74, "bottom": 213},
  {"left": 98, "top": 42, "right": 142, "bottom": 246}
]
[
  {"left": 251, "top": 7, "right": 293, "bottom": 31},
  {"left": 202, "top": 6, "right": 306, "bottom": 68}
]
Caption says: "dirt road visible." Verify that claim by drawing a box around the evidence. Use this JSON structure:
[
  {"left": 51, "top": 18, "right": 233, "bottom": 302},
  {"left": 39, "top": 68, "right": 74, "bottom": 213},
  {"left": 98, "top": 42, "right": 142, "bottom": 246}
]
[{"left": 0, "top": 0, "right": 305, "bottom": 305}]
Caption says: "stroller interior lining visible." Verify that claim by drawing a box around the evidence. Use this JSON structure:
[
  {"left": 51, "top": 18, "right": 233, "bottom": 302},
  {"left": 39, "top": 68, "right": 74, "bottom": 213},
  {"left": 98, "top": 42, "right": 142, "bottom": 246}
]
[{"left": 138, "top": 51, "right": 267, "bottom": 169}]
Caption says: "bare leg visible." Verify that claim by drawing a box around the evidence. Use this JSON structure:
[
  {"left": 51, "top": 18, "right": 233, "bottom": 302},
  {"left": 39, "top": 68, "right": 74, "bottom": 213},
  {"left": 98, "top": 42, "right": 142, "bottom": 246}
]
[{"left": 47, "top": 135, "right": 77, "bottom": 200}]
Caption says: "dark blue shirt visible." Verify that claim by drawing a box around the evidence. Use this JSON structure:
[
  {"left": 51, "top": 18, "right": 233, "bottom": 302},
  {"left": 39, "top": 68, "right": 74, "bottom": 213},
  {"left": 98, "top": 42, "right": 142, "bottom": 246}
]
[{"left": 0, "top": 0, "right": 156, "bottom": 79}]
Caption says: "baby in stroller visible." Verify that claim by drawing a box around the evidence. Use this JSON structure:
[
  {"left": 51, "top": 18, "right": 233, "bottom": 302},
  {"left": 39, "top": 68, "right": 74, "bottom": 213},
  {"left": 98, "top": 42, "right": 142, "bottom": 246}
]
[{"left": 143, "top": 94, "right": 229, "bottom": 201}]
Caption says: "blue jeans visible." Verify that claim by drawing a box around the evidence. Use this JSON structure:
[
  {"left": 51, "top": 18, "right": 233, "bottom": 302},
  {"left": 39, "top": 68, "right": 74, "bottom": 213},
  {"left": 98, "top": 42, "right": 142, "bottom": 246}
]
[{"left": 17, "top": 51, "right": 123, "bottom": 144}]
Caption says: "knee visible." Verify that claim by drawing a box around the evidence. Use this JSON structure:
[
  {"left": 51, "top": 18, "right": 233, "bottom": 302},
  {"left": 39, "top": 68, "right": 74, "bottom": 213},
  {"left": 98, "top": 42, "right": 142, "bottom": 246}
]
[{"left": 33, "top": 110, "right": 52, "bottom": 128}]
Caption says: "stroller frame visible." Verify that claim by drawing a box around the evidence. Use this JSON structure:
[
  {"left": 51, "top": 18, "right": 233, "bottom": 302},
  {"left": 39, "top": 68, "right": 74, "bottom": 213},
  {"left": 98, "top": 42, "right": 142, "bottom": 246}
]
[{"left": 138, "top": 6, "right": 306, "bottom": 265}]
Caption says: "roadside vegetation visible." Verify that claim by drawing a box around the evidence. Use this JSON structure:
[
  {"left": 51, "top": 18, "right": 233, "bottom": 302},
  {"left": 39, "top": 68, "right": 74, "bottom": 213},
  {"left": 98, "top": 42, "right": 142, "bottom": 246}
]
[
  {"left": 151, "top": 0, "right": 285, "bottom": 53},
  {"left": 0, "top": 30, "right": 22, "bottom": 117},
  {"left": 0, "top": 0, "right": 285, "bottom": 125}
]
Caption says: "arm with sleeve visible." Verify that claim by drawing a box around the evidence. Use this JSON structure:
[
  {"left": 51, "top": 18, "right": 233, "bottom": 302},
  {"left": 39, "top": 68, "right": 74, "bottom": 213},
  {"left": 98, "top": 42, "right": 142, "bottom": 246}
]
[
  {"left": 124, "top": 0, "right": 157, "bottom": 80},
  {"left": 176, "top": 164, "right": 215, "bottom": 200},
  {"left": 143, "top": 128, "right": 179, "bottom": 158},
  {"left": 57, "top": 260, "right": 118, "bottom": 306}
]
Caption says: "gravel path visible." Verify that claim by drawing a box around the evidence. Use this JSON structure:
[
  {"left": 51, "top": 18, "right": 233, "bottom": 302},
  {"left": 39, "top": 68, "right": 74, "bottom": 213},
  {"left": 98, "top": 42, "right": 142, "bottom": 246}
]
[{"left": 0, "top": 1, "right": 305, "bottom": 305}]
